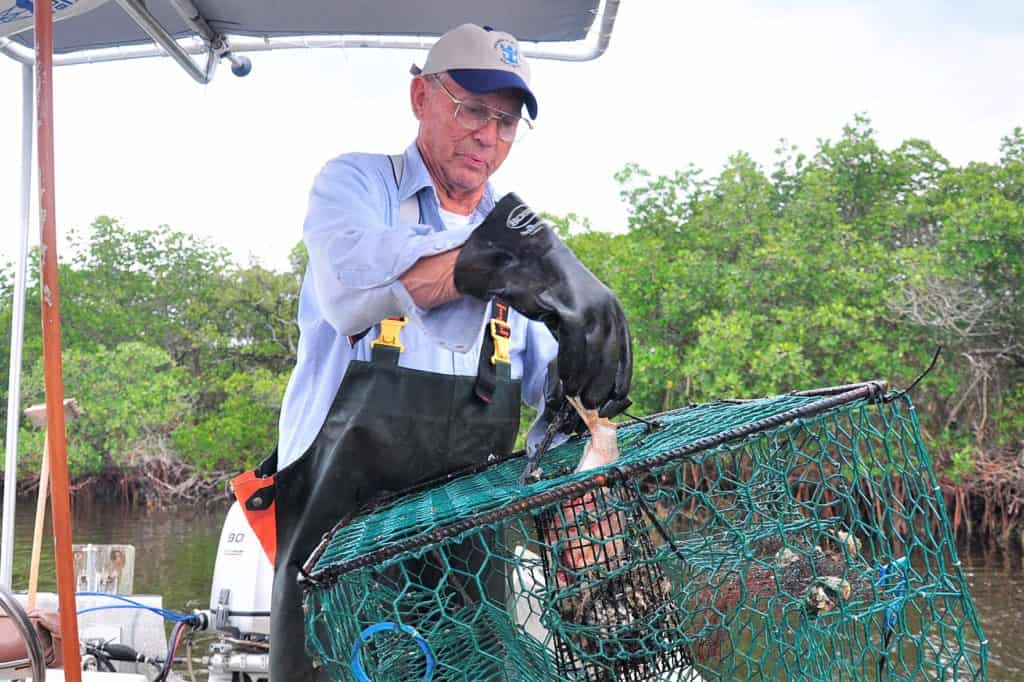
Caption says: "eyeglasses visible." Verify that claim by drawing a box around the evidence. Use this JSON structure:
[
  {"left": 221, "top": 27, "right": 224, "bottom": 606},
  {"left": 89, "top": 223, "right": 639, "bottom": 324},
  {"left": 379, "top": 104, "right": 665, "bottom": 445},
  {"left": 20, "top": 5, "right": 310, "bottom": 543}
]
[{"left": 431, "top": 75, "right": 533, "bottom": 143}]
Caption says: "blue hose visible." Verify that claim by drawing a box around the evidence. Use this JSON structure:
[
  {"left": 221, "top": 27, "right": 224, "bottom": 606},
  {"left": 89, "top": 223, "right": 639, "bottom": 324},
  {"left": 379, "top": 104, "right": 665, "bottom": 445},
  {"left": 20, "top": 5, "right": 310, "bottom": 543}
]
[
  {"left": 351, "top": 621, "right": 435, "bottom": 681},
  {"left": 75, "top": 591, "right": 196, "bottom": 623}
]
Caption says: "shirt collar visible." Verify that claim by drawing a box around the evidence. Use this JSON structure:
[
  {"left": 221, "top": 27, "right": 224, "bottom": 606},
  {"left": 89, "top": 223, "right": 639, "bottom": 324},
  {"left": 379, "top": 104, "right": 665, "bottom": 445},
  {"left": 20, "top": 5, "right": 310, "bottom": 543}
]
[{"left": 401, "top": 142, "right": 495, "bottom": 218}]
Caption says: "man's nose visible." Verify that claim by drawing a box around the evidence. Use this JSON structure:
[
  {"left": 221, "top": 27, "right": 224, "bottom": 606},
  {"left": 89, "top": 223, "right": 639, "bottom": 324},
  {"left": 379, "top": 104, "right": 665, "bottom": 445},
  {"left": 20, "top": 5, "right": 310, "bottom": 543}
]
[{"left": 472, "top": 117, "right": 500, "bottom": 146}]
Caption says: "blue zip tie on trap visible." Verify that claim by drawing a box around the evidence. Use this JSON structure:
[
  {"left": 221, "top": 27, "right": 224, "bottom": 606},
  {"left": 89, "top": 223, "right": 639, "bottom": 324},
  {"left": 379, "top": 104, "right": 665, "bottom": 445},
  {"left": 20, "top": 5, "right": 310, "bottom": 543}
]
[
  {"left": 351, "top": 621, "right": 435, "bottom": 681},
  {"left": 877, "top": 555, "right": 910, "bottom": 631}
]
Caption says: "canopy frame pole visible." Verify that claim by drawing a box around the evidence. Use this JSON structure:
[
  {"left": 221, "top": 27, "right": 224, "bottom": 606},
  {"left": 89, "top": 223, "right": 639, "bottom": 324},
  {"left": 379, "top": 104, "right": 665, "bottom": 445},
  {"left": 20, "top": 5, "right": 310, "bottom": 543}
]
[
  {"left": 167, "top": 0, "right": 228, "bottom": 54},
  {"left": 0, "top": 37, "right": 32, "bottom": 64},
  {"left": 0, "top": 63, "right": 34, "bottom": 591},
  {"left": 113, "top": 0, "right": 218, "bottom": 83},
  {"left": 35, "top": 0, "right": 83, "bottom": 675}
]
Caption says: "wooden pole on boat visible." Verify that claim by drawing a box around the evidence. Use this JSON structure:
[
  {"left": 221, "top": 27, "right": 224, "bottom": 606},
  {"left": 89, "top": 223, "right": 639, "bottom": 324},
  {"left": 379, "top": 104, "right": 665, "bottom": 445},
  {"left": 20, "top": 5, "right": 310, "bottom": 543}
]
[
  {"left": 27, "top": 432, "right": 49, "bottom": 611},
  {"left": 24, "top": 400, "right": 80, "bottom": 611},
  {"left": 34, "top": 0, "right": 83, "bottom": 675}
]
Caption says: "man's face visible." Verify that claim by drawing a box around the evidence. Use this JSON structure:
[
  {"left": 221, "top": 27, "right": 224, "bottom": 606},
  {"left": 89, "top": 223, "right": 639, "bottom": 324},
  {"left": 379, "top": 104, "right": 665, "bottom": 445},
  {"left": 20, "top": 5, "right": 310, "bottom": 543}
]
[{"left": 412, "top": 74, "right": 523, "bottom": 196}]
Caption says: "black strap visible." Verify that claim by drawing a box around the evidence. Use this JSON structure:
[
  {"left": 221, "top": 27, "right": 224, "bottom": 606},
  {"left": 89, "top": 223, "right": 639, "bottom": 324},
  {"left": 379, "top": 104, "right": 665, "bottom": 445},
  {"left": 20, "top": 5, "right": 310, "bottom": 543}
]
[
  {"left": 474, "top": 299, "right": 512, "bottom": 404},
  {"left": 256, "top": 448, "right": 278, "bottom": 477},
  {"left": 370, "top": 344, "right": 401, "bottom": 366}
]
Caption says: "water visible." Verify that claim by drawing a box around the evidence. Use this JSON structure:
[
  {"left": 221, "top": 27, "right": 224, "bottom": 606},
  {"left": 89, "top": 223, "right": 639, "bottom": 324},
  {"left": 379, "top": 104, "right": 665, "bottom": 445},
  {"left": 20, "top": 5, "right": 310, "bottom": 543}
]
[
  {"left": 4, "top": 500, "right": 1023, "bottom": 677},
  {"left": 958, "top": 538, "right": 1024, "bottom": 678},
  {"left": 7, "top": 499, "right": 223, "bottom": 616}
]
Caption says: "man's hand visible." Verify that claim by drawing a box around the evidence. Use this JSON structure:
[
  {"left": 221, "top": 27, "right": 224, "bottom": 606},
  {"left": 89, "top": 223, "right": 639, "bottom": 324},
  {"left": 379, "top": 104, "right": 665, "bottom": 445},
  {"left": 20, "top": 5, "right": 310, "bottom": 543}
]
[{"left": 454, "top": 193, "right": 632, "bottom": 416}]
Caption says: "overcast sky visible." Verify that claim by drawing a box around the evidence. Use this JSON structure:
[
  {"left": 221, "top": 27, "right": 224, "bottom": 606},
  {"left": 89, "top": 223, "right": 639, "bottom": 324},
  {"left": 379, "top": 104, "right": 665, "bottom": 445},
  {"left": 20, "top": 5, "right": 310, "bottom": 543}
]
[{"left": 0, "top": 1, "right": 1022, "bottom": 272}]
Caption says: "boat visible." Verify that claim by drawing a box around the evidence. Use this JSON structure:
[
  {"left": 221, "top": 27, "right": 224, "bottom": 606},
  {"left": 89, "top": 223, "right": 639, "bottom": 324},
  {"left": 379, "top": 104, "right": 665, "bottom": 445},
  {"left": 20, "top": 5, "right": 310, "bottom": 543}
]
[{"left": 0, "top": 1, "right": 622, "bottom": 680}]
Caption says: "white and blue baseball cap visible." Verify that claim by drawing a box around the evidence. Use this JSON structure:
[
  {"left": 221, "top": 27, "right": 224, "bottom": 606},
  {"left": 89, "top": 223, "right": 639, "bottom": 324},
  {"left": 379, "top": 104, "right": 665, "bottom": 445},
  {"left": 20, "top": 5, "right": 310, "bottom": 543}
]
[{"left": 413, "top": 23, "right": 538, "bottom": 120}]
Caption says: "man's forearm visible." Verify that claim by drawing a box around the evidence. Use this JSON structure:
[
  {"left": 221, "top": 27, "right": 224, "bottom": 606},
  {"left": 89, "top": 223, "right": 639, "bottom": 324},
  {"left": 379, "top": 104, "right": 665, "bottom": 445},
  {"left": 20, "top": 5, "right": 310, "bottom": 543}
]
[{"left": 400, "top": 248, "right": 462, "bottom": 309}]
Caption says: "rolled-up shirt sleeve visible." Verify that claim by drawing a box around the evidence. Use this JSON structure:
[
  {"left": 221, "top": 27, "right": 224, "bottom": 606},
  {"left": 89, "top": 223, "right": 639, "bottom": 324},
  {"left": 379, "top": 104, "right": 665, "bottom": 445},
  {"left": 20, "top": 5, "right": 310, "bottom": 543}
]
[{"left": 303, "top": 155, "right": 484, "bottom": 350}]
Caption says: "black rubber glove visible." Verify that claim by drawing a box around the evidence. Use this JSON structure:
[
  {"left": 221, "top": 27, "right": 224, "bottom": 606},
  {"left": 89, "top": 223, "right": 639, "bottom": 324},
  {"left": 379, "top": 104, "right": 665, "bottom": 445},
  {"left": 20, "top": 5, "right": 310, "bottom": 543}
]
[
  {"left": 543, "top": 359, "right": 585, "bottom": 435},
  {"left": 454, "top": 193, "right": 632, "bottom": 417}
]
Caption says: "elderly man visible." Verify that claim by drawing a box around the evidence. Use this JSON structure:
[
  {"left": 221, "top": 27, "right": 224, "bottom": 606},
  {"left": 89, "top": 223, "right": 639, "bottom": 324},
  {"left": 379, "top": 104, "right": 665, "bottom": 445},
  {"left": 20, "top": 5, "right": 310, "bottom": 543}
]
[{"left": 237, "top": 23, "right": 632, "bottom": 679}]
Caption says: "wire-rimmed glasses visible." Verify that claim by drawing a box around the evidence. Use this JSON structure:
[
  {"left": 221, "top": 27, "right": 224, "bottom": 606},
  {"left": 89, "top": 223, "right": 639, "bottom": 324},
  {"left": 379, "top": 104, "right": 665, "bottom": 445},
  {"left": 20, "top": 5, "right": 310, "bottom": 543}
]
[{"left": 432, "top": 75, "right": 533, "bottom": 143}]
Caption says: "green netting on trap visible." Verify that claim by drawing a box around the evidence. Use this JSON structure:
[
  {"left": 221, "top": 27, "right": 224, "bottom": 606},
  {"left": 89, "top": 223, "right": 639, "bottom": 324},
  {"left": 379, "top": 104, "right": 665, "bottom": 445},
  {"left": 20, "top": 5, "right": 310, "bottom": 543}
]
[{"left": 301, "top": 383, "right": 987, "bottom": 681}]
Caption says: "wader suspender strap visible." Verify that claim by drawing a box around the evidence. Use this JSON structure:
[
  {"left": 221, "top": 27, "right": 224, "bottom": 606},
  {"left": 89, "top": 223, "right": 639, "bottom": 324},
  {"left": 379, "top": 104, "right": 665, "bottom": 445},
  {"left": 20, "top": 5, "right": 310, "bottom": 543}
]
[
  {"left": 474, "top": 299, "right": 512, "bottom": 403},
  {"left": 347, "top": 155, "right": 420, "bottom": 348},
  {"left": 369, "top": 316, "right": 407, "bottom": 365},
  {"left": 391, "top": 153, "right": 421, "bottom": 225}
]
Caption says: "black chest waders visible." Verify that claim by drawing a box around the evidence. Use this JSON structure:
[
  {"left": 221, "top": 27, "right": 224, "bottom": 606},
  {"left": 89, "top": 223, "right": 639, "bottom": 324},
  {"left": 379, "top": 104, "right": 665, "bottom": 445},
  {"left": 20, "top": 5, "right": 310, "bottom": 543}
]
[{"left": 232, "top": 156, "right": 522, "bottom": 680}]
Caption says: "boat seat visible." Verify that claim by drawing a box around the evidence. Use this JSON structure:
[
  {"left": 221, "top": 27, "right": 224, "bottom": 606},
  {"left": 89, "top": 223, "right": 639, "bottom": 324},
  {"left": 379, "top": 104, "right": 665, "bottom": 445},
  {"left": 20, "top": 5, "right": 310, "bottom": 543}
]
[{"left": 0, "top": 587, "right": 54, "bottom": 681}]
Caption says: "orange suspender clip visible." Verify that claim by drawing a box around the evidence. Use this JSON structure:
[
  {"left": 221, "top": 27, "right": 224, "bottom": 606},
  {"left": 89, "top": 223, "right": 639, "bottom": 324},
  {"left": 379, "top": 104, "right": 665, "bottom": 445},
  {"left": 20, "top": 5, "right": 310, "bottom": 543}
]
[
  {"left": 370, "top": 316, "right": 408, "bottom": 352},
  {"left": 489, "top": 302, "right": 511, "bottom": 366}
]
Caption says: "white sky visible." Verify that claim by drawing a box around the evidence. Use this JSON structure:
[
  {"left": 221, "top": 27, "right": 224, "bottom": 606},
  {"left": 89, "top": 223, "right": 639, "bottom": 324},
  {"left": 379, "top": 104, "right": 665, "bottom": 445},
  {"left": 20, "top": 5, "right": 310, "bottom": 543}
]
[{"left": 0, "top": 1, "right": 1022, "bottom": 271}]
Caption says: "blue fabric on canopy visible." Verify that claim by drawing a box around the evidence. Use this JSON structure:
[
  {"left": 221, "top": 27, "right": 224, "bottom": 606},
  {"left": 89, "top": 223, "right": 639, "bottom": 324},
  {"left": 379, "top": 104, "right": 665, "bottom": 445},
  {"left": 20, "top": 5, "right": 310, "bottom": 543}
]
[{"left": 3, "top": 0, "right": 600, "bottom": 55}]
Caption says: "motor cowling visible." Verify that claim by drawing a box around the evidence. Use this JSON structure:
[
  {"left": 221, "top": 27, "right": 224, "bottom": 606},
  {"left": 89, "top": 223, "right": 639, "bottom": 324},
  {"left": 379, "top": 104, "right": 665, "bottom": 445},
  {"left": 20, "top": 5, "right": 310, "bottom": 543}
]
[{"left": 209, "top": 501, "right": 273, "bottom": 636}]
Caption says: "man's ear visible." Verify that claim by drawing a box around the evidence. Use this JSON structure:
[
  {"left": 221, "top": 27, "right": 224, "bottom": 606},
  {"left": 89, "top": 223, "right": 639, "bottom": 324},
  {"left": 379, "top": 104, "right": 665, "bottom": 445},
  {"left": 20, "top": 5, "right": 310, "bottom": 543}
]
[{"left": 410, "top": 76, "right": 429, "bottom": 121}]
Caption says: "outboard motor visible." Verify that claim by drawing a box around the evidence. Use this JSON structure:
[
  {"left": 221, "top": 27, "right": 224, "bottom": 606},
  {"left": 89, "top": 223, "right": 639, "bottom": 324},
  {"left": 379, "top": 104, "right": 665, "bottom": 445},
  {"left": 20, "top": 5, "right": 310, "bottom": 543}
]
[{"left": 196, "top": 501, "right": 273, "bottom": 681}]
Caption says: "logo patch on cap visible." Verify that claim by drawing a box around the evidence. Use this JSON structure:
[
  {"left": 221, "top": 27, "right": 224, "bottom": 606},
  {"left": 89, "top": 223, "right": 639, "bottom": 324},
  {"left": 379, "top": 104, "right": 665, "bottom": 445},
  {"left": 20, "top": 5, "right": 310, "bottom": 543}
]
[{"left": 495, "top": 38, "right": 521, "bottom": 67}]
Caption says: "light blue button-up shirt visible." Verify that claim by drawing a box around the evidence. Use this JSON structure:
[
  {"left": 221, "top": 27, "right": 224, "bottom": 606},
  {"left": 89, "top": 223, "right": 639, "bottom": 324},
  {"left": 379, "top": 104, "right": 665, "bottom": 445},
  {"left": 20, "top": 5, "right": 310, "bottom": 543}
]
[{"left": 276, "top": 143, "right": 560, "bottom": 468}]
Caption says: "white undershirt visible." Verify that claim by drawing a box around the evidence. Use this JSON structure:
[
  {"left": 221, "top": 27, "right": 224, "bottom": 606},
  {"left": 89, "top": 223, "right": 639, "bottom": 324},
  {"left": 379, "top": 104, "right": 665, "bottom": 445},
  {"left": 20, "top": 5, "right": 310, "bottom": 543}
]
[{"left": 438, "top": 207, "right": 473, "bottom": 229}]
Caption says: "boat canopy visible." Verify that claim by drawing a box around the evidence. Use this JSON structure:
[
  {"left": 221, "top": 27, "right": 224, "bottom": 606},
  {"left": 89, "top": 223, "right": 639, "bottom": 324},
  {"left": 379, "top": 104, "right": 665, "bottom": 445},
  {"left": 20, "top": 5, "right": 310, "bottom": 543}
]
[{"left": 1, "top": 0, "right": 619, "bottom": 82}]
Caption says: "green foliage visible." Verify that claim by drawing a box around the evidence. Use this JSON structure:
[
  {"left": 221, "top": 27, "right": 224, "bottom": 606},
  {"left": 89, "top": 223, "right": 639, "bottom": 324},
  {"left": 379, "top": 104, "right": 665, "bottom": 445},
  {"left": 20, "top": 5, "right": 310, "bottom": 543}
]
[
  {"left": 59, "top": 217, "right": 231, "bottom": 360},
  {"left": 991, "top": 384, "right": 1024, "bottom": 449},
  {"left": 0, "top": 218, "right": 301, "bottom": 482},
  {"left": 17, "top": 343, "right": 194, "bottom": 477},
  {"left": 945, "top": 444, "right": 977, "bottom": 484},
  {"left": 576, "top": 117, "right": 920, "bottom": 413},
  {"left": 173, "top": 369, "right": 288, "bottom": 472},
  {"left": 572, "top": 116, "right": 1020, "bottom": 480}
]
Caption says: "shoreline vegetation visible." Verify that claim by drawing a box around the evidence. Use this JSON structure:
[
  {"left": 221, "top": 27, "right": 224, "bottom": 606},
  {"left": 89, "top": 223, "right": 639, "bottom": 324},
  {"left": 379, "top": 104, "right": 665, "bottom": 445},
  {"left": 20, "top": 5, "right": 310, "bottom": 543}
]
[{"left": 2, "top": 117, "right": 1021, "bottom": 541}]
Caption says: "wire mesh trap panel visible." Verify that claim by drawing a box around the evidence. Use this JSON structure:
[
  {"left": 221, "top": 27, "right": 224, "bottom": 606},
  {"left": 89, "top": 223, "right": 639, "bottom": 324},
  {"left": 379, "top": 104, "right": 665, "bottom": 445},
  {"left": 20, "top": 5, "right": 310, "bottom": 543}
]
[{"left": 302, "top": 383, "right": 987, "bottom": 681}]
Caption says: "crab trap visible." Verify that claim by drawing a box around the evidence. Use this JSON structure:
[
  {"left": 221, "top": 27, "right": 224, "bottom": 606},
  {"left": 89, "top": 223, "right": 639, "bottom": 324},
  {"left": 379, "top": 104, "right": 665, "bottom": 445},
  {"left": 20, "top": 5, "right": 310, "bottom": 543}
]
[{"left": 301, "top": 382, "right": 987, "bottom": 681}]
